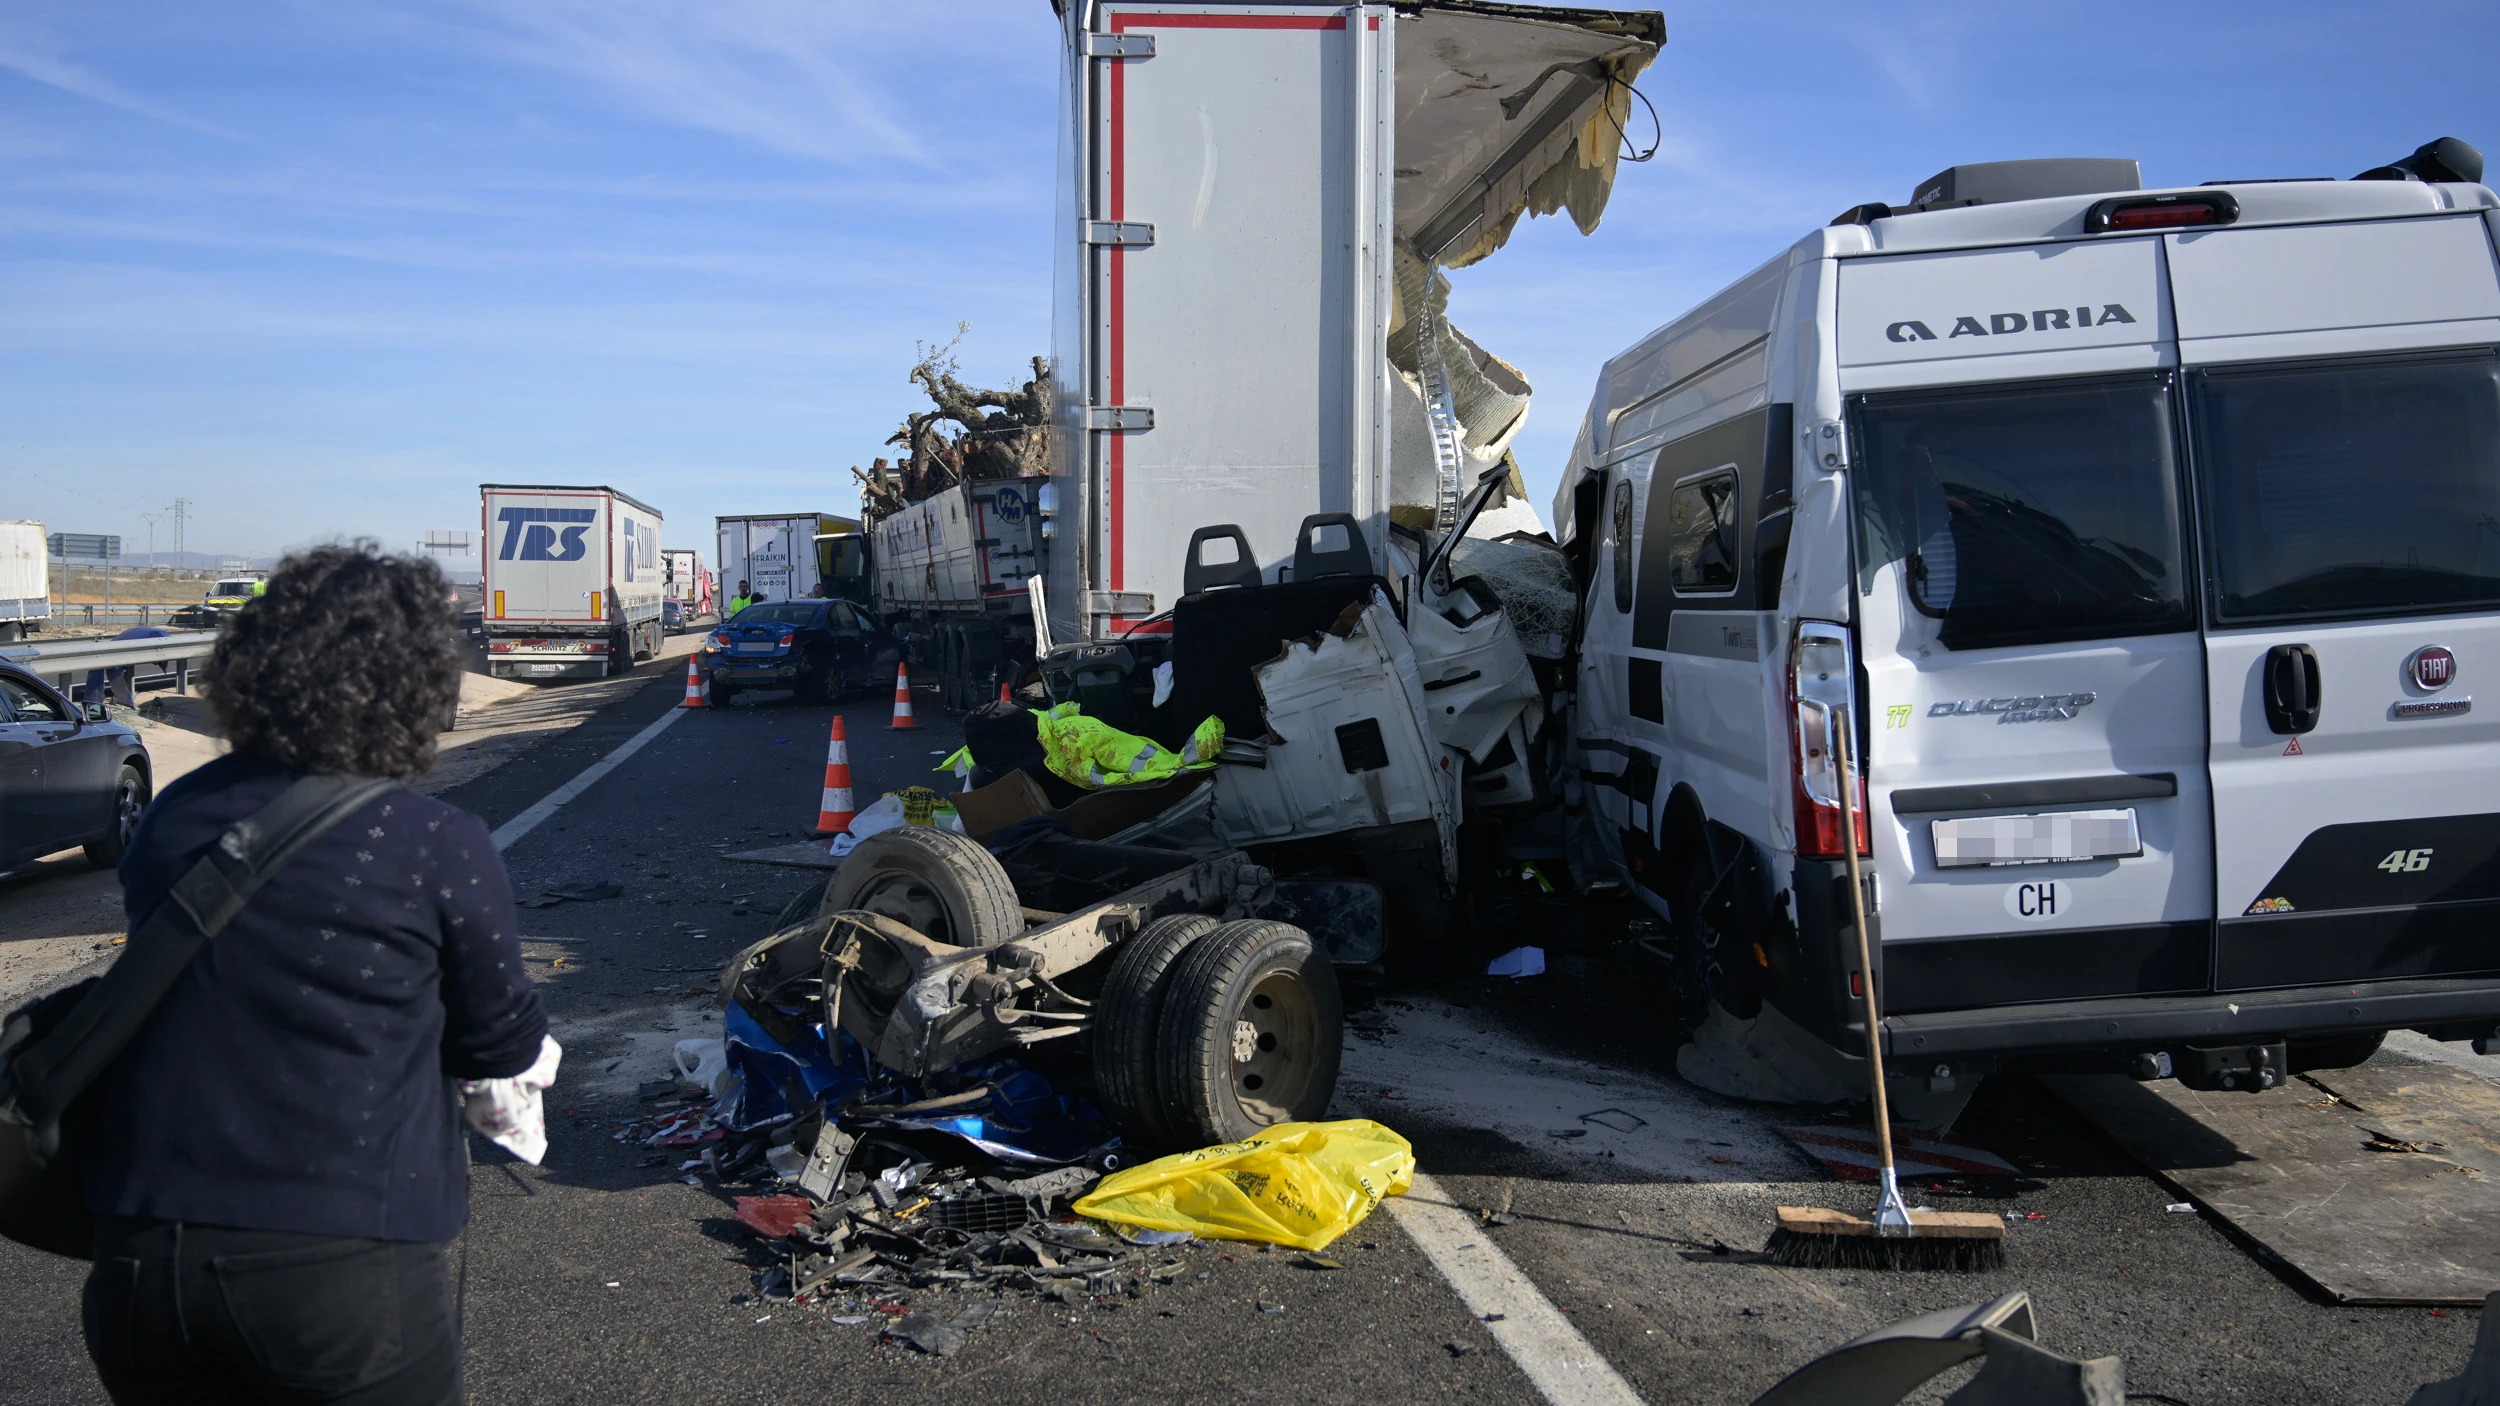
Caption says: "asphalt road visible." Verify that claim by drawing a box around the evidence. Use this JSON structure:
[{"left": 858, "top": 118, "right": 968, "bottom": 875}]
[{"left": 0, "top": 661, "right": 2484, "bottom": 1404}]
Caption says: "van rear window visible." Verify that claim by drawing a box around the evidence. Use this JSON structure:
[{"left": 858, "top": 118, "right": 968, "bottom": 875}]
[
  {"left": 2194, "top": 351, "right": 2500, "bottom": 625},
  {"left": 1851, "top": 375, "right": 2191, "bottom": 649}
]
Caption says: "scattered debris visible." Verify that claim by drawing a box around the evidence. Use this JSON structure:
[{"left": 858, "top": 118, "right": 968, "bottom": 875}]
[
  {"left": 1484, "top": 946, "right": 1545, "bottom": 978},
  {"left": 1445, "top": 1342, "right": 1475, "bottom": 1358},
  {"left": 2363, "top": 1128, "right": 2437, "bottom": 1154},
  {"left": 1579, "top": 1107, "right": 1647, "bottom": 1133},
  {"left": 2164, "top": 1202, "right": 2196, "bottom": 1215},
  {"left": 1776, "top": 1124, "right": 2020, "bottom": 1181},
  {"left": 519, "top": 880, "right": 624, "bottom": 908}
]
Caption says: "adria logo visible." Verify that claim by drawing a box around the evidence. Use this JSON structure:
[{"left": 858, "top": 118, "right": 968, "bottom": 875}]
[
  {"left": 497, "top": 507, "right": 598, "bottom": 561},
  {"left": 1887, "top": 305, "right": 2137, "bottom": 343}
]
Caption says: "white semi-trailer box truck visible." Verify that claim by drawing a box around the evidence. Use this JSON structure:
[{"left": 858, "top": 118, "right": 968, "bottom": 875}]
[
  {"left": 716, "top": 513, "right": 858, "bottom": 609},
  {"left": 480, "top": 484, "right": 665, "bottom": 681},
  {"left": 0, "top": 521, "right": 49, "bottom": 642}
]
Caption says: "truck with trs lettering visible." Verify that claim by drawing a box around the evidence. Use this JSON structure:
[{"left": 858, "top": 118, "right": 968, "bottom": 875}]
[
  {"left": 1557, "top": 137, "right": 2500, "bottom": 1112},
  {"left": 480, "top": 484, "right": 665, "bottom": 681}
]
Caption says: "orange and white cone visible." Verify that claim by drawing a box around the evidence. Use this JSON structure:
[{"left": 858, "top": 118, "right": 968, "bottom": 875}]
[
  {"left": 681, "top": 655, "right": 708, "bottom": 708},
  {"left": 889, "top": 662, "right": 918, "bottom": 730},
  {"left": 814, "top": 716, "right": 856, "bottom": 835},
  {"left": 997, "top": 679, "right": 1012, "bottom": 704}
]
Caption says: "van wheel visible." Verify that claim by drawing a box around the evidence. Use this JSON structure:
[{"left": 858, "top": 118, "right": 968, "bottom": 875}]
[
  {"left": 1154, "top": 920, "right": 1341, "bottom": 1146},
  {"left": 2288, "top": 1030, "right": 2385, "bottom": 1072},
  {"left": 84, "top": 765, "right": 149, "bottom": 869},
  {"left": 1094, "top": 914, "right": 1223, "bottom": 1151},
  {"left": 819, "top": 827, "right": 1021, "bottom": 948},
  {"left": 1677, "top": 848, "right": 1759, "bottom": 1022}
]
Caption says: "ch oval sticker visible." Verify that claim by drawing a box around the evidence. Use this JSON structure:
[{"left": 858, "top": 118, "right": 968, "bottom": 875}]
[{"left": 2004, "top": 879, "right": 2071, "bottom": 923}]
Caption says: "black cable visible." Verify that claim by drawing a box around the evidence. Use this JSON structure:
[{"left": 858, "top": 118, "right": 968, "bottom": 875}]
[{"left": 1603, "top": 77, "right": 1661, "bottom": 164}]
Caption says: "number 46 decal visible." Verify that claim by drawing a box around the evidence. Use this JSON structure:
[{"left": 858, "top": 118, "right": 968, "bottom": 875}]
[{"left": 2379, "top": 848, "right": 2434, "bottom": 874}]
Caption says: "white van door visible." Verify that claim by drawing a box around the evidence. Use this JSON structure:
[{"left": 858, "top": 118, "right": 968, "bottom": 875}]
[
  {"left": 1844, "top": 373, "right": 2216, "bottom": 1015},
  {"left": 2174, "top": 214, "right": 2500, "bottom": 989}
]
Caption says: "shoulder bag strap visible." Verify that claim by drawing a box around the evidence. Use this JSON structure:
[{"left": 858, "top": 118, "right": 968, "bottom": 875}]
[{"left": 9, "top": 773, "right": 402, "bottom": 1127}]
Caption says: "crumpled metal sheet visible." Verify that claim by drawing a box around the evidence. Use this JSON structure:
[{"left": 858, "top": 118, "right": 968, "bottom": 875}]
[{"left": 1393, "top": 6, "right": 1662, "bottom": 269}]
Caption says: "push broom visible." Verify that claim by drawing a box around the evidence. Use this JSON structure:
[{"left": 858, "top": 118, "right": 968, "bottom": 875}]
[{"left": 1768, "top": 701, "right": 2006, "bottom": 1270}]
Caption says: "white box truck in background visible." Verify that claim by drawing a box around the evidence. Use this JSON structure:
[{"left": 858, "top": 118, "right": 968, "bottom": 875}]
[
  {"left": 660, "top": 547, "right": 712, "bottom": 625},
  {"left": 716, "top": 513, "right": 859, "bottom": 609},
  {"left": 480, "top": 485, "right": 665, "bottom": 681},
  {"left": 0, "top": 521, "right": 48, "bottom": 642}
]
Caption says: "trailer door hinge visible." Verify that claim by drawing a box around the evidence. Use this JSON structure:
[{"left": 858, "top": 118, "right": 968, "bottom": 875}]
[
  {"left": 1083, "top": 32, "right": 1154, "bottom": 58},
  {"left": 1082, "top": 220, "right": 1155, "bottom": 247},
  {"left": 1086, "top": 405, "right": 1154, "bottom": 431}
]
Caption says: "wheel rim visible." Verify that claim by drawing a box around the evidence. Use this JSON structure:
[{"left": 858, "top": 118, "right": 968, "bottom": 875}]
[
  {"left": 115, "top": 778, "right": 144, "bottom": 844},
  {"left": 1229, "top": 967, "right": 1321, "bottom": 1125},
  {"left": 848, "top": 873, "right": 961, "bottom": 946}
]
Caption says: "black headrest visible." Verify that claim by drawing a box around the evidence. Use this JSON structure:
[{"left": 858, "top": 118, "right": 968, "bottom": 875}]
[
  {"left": 1183, "top": 525, "right": 1263, "bottom": 594},
  {"left": 1291, "top": 513, "right": 1370, "bottom": 582}
]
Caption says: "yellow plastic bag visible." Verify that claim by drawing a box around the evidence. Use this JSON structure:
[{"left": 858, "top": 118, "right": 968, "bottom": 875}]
[{"left": 1072, "top": 1120, "right": 1414, "bottom": 1251}]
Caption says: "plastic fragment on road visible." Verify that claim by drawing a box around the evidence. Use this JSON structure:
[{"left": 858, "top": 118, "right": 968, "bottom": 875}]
[
  {"left": 518, "top": 879, "right": 624, "bottom": 908},
  {"left": 1030, "top": 701, "right": 1223, "bottom": 790},
  {"left": 1485, "top": 946, "right": 1545, "bottom": 978},
  {"left": 841, "top": 789, "right": 964, "bottom": 842},
  {"left": 2164, "top": 1202, "right": 2195, "bottom": 1215},
  {"left": 1073, "top": 1119, "right": 1415, "bottom": 1252},
  {"left": 733, "top": 1194, "right": 816, "bottom": 1240},
  {"left": 672, "top": 1038, "right": 732, "bottom": 1097}
]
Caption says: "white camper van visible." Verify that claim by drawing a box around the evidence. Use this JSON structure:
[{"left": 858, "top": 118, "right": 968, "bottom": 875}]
[{"left": 1561, "top": 139, "right": 2500, "bottom": 1093}]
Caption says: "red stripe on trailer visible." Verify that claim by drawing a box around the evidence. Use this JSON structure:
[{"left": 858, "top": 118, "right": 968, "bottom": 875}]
[{"left": 1119, "top": 12, "right": 1348, "bottom": 28}]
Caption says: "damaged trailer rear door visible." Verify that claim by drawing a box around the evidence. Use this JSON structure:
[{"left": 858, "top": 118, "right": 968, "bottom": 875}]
[{"left": 1046, "top": 0, "right": 1662, "bottom": 642}]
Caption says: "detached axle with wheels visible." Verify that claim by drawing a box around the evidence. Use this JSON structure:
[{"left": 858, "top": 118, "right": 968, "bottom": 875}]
[{"left": 723, "top": 826, "right": 1343, "bottom": 1150}]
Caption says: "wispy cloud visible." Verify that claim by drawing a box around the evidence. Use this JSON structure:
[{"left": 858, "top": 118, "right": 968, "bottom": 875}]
[
  {"left": 349, "top": 0, "right": 938, "bottom": 166},
  {"left": 0, "top": 20, "right": 233, "bottom": 137}
]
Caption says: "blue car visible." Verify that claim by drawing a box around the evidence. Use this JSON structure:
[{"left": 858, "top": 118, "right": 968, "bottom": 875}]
[{"left": 704, "top": 599, "right": 898, "bottom": 703}]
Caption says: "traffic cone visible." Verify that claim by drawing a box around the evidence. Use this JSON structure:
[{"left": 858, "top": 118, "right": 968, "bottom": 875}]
[
  {"left": 997, "top": 680, "right": 1012, "bottom": 704},
  {"left": 890, "top": 662, "right": 918, "bottom": 730},
  {"left": 681, "top": 655, "right": 708, "bottom": 708},
  {"left": 814, "top": 716, "right": 856, "bottom": 835}
]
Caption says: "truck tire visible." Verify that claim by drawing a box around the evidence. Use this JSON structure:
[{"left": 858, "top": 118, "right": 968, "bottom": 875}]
[
  {"left": 819, "top": 827, "right": 1022, "bottom": 948},
  {"left": 773, "top": 878, "right": 830, "bottom": 932},
  {"left": 83, "top": 764, "right": 149, "bottom": 869},
  {"left": 1094, "top": 913, "right": 1223, "bottom": 1150},
  {"left": 1153, "top": 919, "right": 1341, "bottom": 1146}
]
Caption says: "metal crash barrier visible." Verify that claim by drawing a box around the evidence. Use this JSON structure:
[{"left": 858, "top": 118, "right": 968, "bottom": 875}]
[{"left": 0, "top": 630, "right": 220, "bottom": 701}]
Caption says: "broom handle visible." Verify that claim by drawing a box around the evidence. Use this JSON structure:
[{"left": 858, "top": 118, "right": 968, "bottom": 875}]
[{"left": 1830, "top": 708, "right": 1898, "bottom": 1179}]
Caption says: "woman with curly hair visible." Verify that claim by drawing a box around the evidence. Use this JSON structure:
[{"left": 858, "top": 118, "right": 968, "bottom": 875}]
[{"left": 77, "top": 544, "right": 546, "bottom": 1406}]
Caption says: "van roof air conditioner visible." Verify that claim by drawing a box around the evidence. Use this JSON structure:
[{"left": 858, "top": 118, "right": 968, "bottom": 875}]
[{"left": 1908, "top": 158, "right": 2143, "bottom": 211}]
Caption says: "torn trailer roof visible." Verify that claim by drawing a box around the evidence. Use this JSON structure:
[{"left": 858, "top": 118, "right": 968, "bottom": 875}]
[{"left": 1043, "top": 1, "right": 1662, "bottom": 638}]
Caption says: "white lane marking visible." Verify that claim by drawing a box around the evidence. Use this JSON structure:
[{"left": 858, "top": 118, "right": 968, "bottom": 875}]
[
  {"left": 491, "top": 705, "right": 689, "bottom": 852},
  {"left": 1386, "top": 1171, "right": 1645, "bottom": 1406}
]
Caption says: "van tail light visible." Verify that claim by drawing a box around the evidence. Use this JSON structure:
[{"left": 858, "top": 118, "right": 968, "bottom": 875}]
[
  {"left": 2084, "top": 191, "right": 2240, "bottom": 234},
  {"left": 1790, "top": 620, "right": 1869, "bottom": 859}
]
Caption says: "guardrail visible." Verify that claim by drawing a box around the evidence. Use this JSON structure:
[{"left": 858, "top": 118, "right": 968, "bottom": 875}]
[
  {"left": 0, "top": 630, "right": 219, "bottom": 699},
  {"left": 42, "top": 604, "right": 195, "bottom": 627}
]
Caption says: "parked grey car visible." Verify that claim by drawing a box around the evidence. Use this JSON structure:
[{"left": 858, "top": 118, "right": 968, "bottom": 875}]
[{"left": 0, "top": 662, "right": 151, "bottom": 872}]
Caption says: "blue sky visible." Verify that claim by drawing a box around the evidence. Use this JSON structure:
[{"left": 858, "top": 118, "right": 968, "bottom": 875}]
[{"left": 3, "top": 1, "right": 2494, "bottom": 568}]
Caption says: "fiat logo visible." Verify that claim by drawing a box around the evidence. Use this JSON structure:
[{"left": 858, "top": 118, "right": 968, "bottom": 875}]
[{"left": 2411, "top": 645, "right": 2457, "bottom": 692}]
